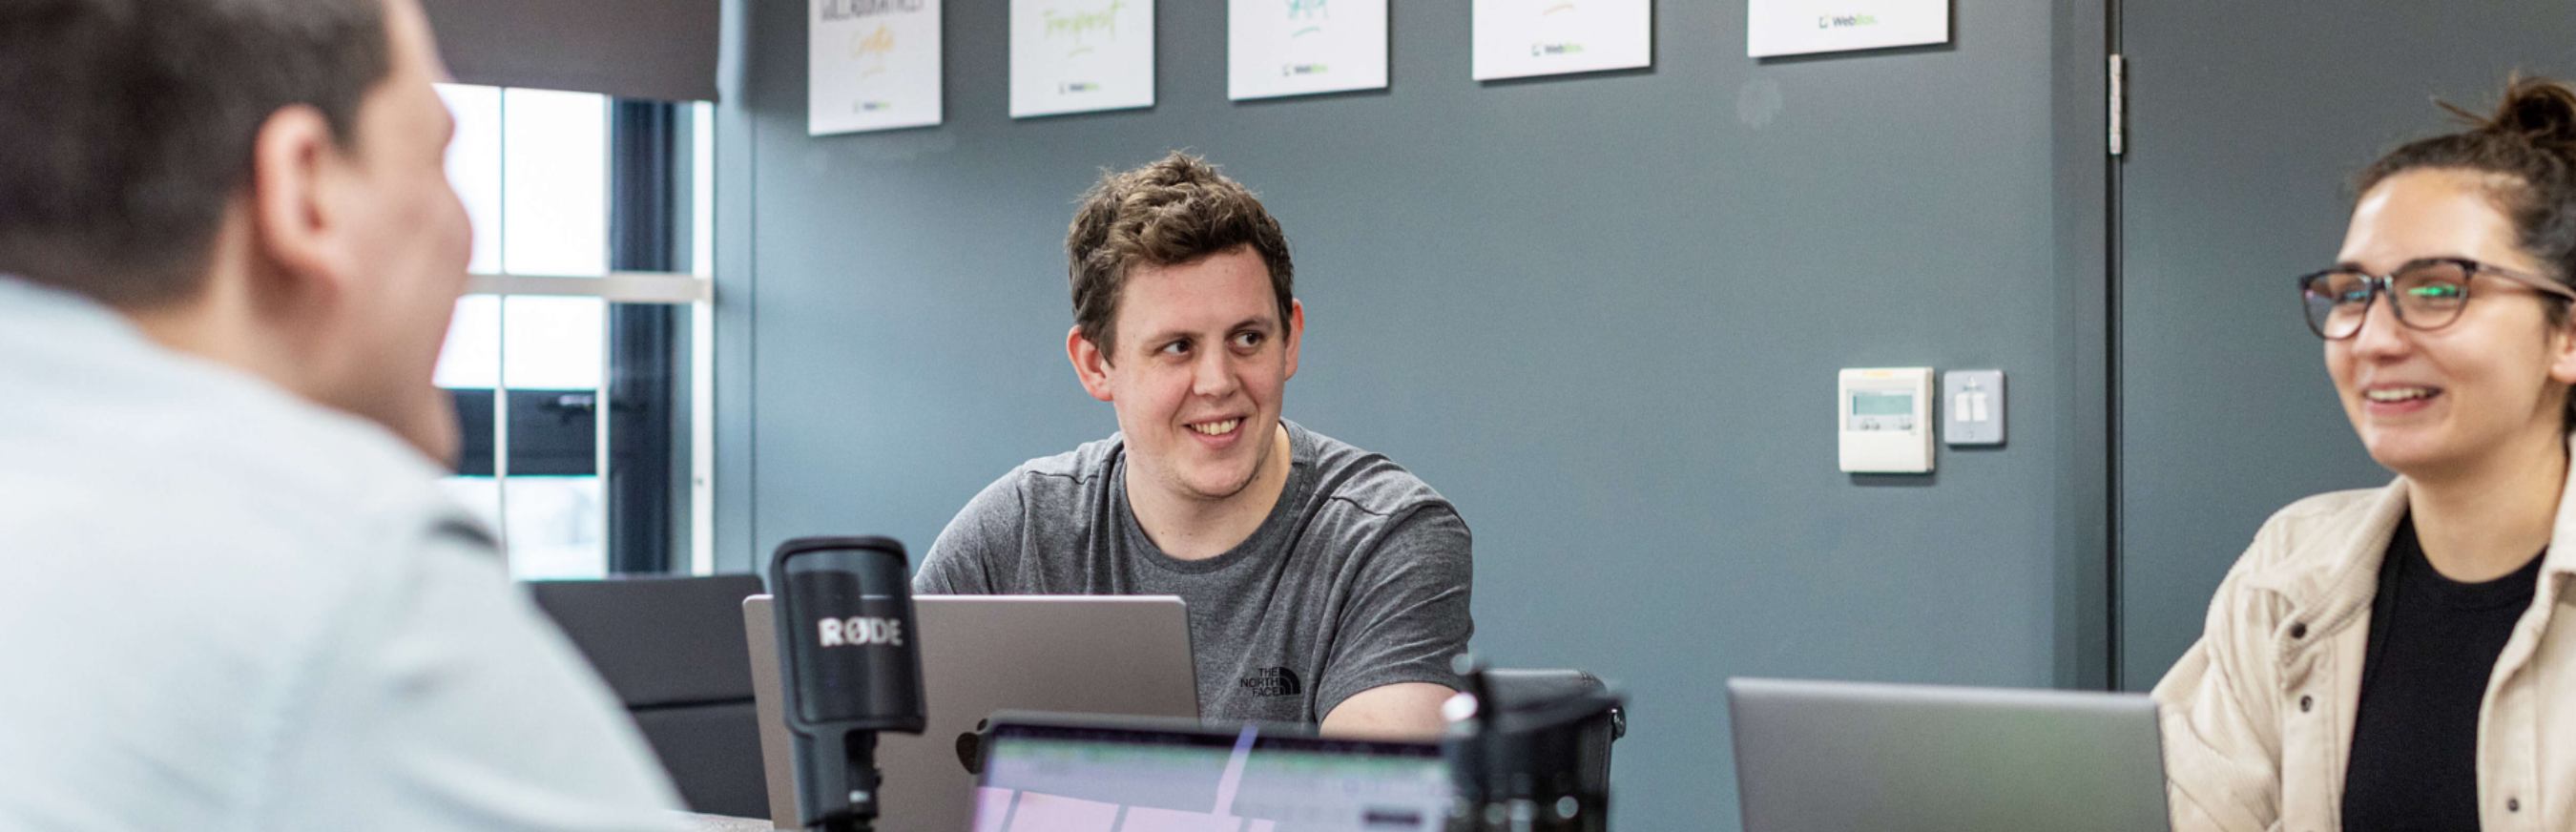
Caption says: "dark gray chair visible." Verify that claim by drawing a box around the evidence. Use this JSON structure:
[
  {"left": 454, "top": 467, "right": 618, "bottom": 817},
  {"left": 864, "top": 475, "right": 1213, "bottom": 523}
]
[
  {"left": 528, "top": 573, "right": 768, "bottom": 818},
  {"left": 1482, "top": 668, "right": 1627, "bottom": 796}
]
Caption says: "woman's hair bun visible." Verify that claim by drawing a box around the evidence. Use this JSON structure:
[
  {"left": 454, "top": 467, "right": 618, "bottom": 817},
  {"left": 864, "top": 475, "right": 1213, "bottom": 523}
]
[{"left": 2485, "top": 75, "right": 2576, "bottom": 147}]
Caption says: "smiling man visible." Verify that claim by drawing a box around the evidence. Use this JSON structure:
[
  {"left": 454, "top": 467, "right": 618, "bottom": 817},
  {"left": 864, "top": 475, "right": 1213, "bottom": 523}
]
[{"left": 914, "top": 153, "right": 1473, "bottom": 738}]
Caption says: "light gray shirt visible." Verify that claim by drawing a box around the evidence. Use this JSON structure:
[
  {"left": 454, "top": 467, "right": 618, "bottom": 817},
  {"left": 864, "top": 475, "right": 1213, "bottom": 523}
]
[
  {"left": 915, "top": 421, "right": 1474, "bottom": 725},
  {"left": 0, "top": 277, "right": 682, "bottom": 832}
]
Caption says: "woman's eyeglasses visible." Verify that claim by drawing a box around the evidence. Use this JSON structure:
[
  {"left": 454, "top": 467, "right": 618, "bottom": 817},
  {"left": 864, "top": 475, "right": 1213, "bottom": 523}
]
[{"left": 2296, "top": 258, "right": 2576, "bottom": 340}]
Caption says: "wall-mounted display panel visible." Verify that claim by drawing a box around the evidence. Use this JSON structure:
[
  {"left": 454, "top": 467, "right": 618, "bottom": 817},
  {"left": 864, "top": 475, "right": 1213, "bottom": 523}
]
[
  {"left": 1227, "top": 0, "right": 1388, "bottom": 100},
  {"left": 1011, "top": 0, "right": 1155, "bottom": 117},
  {"left": 1471, "top": 0, "right": 1652, "bottom": 81},
  {"left": 1746, "top": 0, "right": 1947, "bottom": 58},
  {"left": 810, "top": 0, "right": 943, "bottom": 135}
]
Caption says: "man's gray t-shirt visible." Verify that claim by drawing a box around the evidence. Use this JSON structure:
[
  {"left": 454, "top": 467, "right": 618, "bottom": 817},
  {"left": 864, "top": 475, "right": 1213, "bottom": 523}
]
[{"left": 915, "top": 420, "right": 1473, "bottom": 725}]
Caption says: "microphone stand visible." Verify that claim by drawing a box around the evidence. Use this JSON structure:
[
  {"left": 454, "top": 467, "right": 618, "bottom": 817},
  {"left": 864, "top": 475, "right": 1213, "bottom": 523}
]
[{"left": 813, "top": 732, "right": 881, "bottom": 832}]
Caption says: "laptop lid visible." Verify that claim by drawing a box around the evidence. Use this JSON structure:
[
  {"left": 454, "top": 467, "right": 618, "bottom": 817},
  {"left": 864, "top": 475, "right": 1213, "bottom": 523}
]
[
  {"left": 746, "top": 595, "right": 1200, "bottom": 832},
  {"left": 968, "top": 712, "right": 1451, "bottom": 832},
  {"left": 1727, "top": 677, "right": 2169, "bottom": 832}
]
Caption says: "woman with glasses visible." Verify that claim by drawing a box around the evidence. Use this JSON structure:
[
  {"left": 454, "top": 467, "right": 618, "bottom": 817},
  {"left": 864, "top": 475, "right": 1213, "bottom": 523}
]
[{"left": 2156, "top": 77, "right": 2576, "bottom": 832}]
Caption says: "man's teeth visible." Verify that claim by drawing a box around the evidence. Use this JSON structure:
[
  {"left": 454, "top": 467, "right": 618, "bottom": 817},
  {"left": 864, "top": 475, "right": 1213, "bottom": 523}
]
[
  {"left": 1191, "top": 419, "right": 1241, "bottom": 436},
  {"left": 2365, "top": 387, "right": 2434, "bottom": 403}
]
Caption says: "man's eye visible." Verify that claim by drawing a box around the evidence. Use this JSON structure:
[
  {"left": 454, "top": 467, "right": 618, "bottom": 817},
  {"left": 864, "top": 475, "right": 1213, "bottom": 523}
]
[
  {"left": 1160, "top": 340, "right": 1189, "bottom": 355},
  {"left": 1234, "top": 332, "right": 1262, "bottom": 348},
  {"left": 2405, "top": 283, "right": 2465, "bottom": 300}
]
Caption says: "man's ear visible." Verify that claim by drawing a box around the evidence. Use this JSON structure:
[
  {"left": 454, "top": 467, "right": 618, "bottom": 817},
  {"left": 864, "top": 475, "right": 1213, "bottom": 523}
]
[
  {"left": 246, "top": 104, "right": 354, "bottom": 307},
  {"left": 1068, "top": 325, "right": 1116, "bottom": 403},
  {"left": 1281, "top": 300, "right": 1304, "bottom": 382}
]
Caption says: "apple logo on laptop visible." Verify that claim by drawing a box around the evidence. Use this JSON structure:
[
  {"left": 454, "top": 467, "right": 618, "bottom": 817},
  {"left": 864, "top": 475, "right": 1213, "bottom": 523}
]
[{"left": 955, "top": 718, "right": 987, "bottom": 776}]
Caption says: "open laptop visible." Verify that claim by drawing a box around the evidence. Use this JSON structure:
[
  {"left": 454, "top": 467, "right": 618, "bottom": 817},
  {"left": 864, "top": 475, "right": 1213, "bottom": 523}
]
[
  {"left": 744, "top": 594, "right": 1200, "bottom": 832},
  {"left": 968, "top": 712, "right": 1452, "bottom": 832},
  {"left": 1727, "top": 677, "right": 2170, "bottom": 832}
]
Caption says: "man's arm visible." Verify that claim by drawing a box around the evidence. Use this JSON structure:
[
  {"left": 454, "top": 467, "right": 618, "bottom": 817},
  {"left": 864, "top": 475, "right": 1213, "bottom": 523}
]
[
  {"left": 1314, "top": 505, "right": 1474, "bottom": 738},
  {"left": 1320, "top": 682, "right": 1454, "bottom": 739}
]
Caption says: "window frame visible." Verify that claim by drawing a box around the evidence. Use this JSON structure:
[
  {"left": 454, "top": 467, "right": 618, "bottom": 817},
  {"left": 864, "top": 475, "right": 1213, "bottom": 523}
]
[{"left": 441, "top": 87, "right": 717, "bottom": 578}]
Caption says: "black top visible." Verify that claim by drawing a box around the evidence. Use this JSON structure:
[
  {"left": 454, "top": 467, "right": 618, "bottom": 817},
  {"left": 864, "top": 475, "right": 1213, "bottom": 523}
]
[{"left": 2342, "top": 515, "right": 2544, "bottom": 832}]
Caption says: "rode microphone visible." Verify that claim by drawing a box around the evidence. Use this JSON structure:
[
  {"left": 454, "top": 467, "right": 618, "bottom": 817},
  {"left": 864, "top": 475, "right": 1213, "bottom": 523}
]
[
  {"left": 1444, "top": 655, "right": 1625, "bottom": 832},
  {"left": 771, "top": 536, "right": 927, "bottom": 832}
]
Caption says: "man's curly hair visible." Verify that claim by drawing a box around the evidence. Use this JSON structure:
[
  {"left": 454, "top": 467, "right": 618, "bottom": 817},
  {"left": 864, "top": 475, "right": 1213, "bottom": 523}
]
[{"left": 1066, "top": 152, "right": 1294, "bottom": 358}]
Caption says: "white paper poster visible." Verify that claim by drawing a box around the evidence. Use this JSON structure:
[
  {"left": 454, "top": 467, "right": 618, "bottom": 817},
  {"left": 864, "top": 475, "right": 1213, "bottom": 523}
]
[
  {"left": 1471, "top": 0, "right": 1652, "bottom": 81},
  {"left": 1010, "top": 0, "right": 1155, "bottom": 118},
  {"left": 1746, "top": 0, "right": 1947, "bottom": 58},
  {"left": 809, "top": 0, "right": 943, "bottom": 135},
  {"left": 1227, "top": 0, "right": 1387, "bottom": 101}
]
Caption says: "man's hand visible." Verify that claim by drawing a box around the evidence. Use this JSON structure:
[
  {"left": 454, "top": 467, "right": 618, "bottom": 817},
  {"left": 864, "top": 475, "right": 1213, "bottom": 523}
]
[{"left": 1319, "top": 682, "right": 1454, "bottom": 740}]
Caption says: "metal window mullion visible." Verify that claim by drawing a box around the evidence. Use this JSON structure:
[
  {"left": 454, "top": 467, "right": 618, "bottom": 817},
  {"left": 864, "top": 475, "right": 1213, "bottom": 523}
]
[
  {"left": 464, "top": 271, "right": 712, "bottom": 303},
  {"left": 493, "top": 299, "right": 511, "bottom": 567},
  {"left": 596, "top": 301, "right": 613, "bottom": 566},
  {"left": 492, "top": 88, "right": 512, "bottom": 569},
  {"left": 687, "top": 102, "right": 717, "bottom": 576},
  {"left": 606, "top": 98, "right": 682, "bottom": 575},
  {"left": 596, "top": 98, "right": 616, "bottom": 574},
  {"left": 691, "top": 298, "right": 715, "bottom": 575}
]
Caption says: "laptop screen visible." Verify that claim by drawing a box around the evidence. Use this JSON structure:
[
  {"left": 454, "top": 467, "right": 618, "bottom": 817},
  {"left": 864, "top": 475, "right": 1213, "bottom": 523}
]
[{"left": 970, "top": 719, "right": 1452, "bottom": 832}]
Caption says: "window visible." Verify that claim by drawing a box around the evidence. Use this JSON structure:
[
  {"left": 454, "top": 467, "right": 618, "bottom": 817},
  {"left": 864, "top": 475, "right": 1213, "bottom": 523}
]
[{"left": 431, "top": 85, "right": 716, "bottom": 579}]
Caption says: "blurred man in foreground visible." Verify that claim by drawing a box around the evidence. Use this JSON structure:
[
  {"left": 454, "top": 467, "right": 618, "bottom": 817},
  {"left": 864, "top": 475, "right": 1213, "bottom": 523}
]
[{"left": 0, "top": 0, "right": 681, "bottom": 828}]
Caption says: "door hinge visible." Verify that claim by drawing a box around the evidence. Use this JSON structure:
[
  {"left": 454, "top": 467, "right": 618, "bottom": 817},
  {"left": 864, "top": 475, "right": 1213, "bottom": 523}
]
[{"left": 2108, "top": 53, "right": 2127, "bottom": 156}]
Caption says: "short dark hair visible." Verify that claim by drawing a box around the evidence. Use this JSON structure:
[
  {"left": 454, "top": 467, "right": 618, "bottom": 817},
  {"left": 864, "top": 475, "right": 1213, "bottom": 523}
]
[
  {"left": 0, "top": 0, "right": 391, "bottom": 307},
  {"left": 1066, "top": 152, "right": 1294, "bottom": 357},
  {"left": 2359, "top": 75, "right": 2576, "bottom": 429}
]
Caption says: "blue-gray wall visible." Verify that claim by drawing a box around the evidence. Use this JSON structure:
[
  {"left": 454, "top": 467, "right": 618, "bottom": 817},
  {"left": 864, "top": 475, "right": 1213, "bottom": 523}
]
[{"left": 713, "top": 2, "right": 2102, "bottom": 829}]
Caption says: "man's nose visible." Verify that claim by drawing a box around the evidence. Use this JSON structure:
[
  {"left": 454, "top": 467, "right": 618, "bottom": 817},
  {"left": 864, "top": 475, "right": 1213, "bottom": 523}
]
[{"left": 1192, "top": 347, "right": 1237, "bottom": 398}]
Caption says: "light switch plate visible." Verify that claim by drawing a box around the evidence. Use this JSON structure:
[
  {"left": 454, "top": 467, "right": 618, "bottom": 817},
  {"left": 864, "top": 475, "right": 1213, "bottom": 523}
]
[{"left": 1942, "top": 369, "right": 2005, "bottom": 447}]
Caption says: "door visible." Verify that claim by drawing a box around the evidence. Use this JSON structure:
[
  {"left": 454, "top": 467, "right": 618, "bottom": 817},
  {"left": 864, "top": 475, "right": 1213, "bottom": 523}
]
[{"left": 2115, "top": 2, "right": 2576, "bottom": 687}]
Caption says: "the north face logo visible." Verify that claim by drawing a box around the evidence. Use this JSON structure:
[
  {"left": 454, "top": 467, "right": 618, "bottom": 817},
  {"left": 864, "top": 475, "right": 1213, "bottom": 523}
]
[{"left": 1239, "top": 667, "right": 1302, "bottom": 697}]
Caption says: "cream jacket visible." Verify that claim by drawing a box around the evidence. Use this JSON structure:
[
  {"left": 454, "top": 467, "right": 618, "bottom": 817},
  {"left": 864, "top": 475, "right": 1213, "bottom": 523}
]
[{"left": 2153, "top": 464, "right": 2576, "bottom": 832}]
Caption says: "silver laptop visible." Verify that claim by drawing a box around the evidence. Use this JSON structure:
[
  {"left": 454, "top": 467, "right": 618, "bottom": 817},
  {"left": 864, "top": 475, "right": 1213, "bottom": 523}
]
[
  {"left": 1727, "top": 677, "right": 2170, "bottom": 832},
  {"left": 968, "top": 713, "right": 1452, "bottom": 832},
  {"left": 744, "top": 594, "right": 1200, "bottom": 832}
]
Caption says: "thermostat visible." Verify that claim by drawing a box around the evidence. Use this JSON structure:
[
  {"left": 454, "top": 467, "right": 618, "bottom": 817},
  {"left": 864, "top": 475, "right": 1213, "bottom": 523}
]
[{"left": 1839, "top": 367, "right": 1935, "bottom": 473}]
